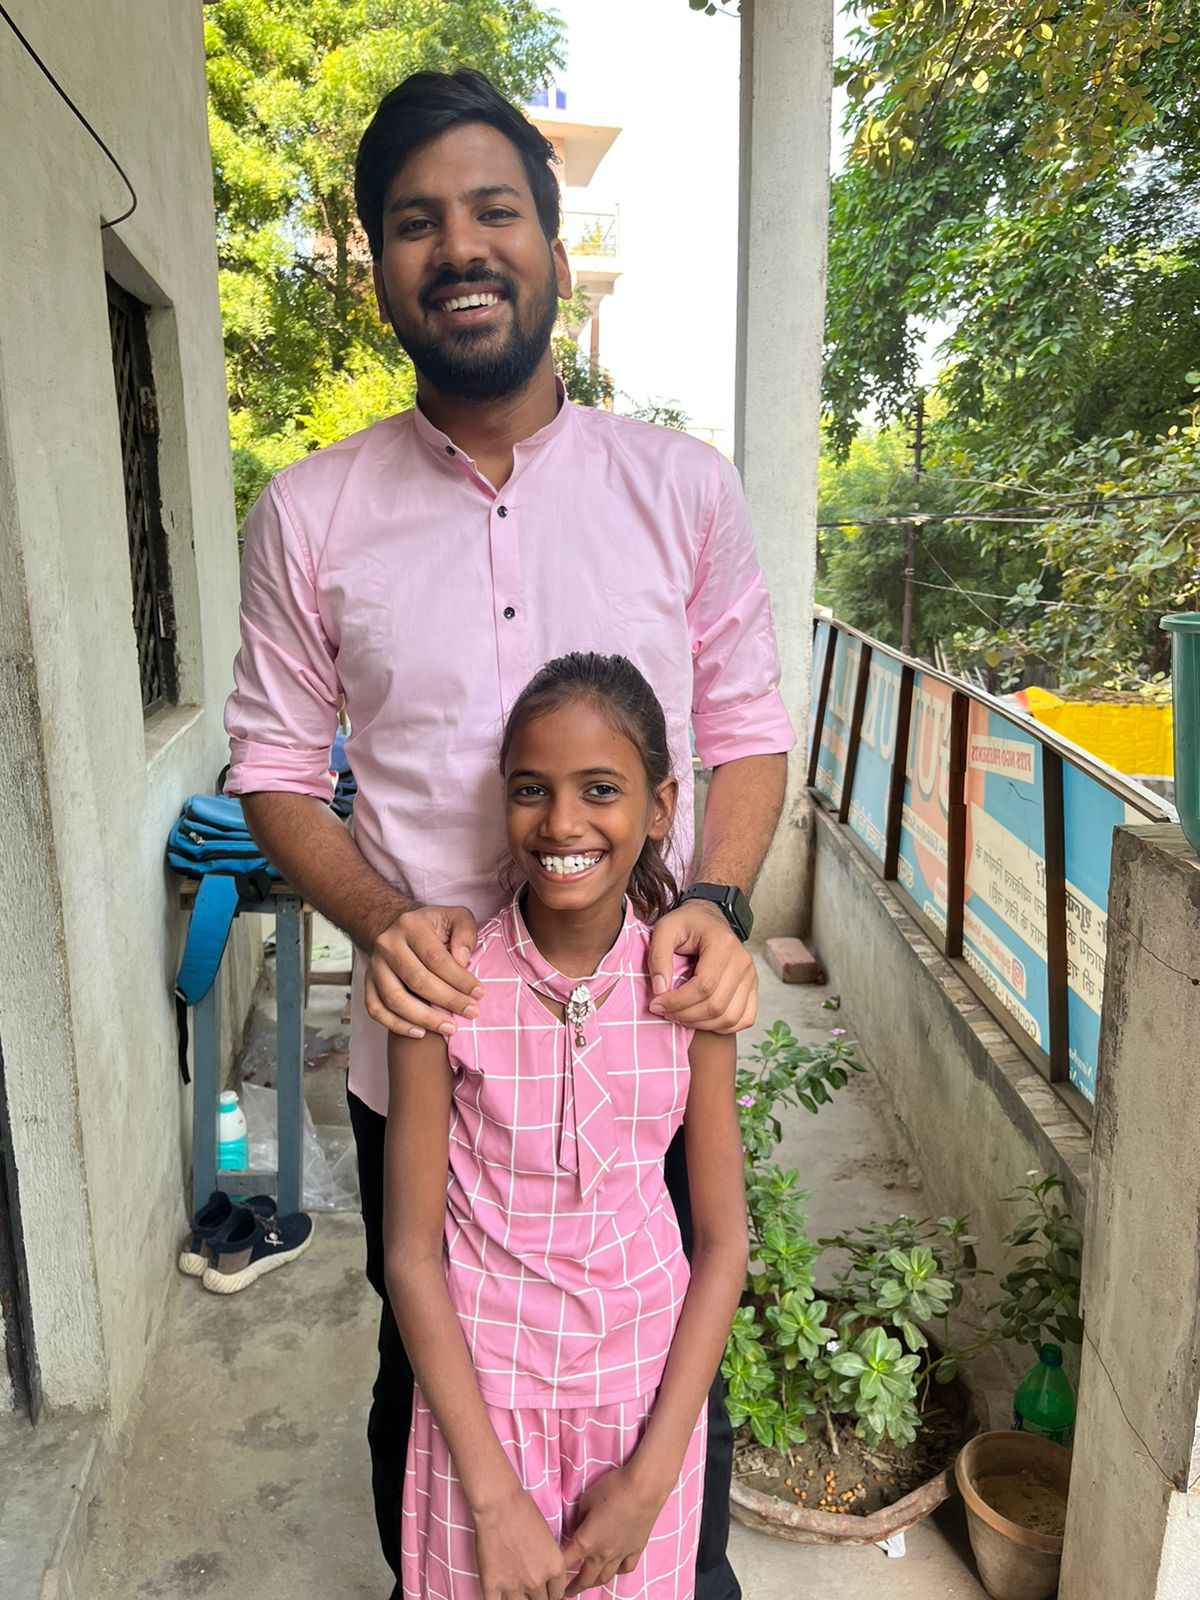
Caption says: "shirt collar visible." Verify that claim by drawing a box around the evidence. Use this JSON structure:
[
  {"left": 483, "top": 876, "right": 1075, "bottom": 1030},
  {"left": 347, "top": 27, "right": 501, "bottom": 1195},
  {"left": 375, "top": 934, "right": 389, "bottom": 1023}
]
[
  {"left": 501, "top": 889, "right": 639, "bottom": 1003},
  {"left": 411, "top": 379, "right": 573, "bottom": 468}
]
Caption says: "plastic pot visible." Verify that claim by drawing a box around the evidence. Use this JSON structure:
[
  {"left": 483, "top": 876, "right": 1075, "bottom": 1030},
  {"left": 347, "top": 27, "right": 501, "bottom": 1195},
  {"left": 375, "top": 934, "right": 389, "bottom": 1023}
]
[
  {"left": 955, "top": 1430, "right": 1071, "bottom": 1600},
  {"left": 1162, "top": 612, "right": 1200, "bottom": 854}
]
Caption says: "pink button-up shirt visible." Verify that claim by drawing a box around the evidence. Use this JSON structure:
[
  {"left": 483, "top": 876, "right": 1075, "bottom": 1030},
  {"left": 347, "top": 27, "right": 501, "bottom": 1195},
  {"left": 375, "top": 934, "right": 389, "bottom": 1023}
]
[
  {"left": 224, "top": 395, "right": 794, "bottom": 1114},
  {"left": 444, "top": 895, "right": 693, "bottom": 1407}
]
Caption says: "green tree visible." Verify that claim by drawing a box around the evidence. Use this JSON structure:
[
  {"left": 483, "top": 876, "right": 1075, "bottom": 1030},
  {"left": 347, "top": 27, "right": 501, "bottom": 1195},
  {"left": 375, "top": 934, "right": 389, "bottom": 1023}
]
[
  {"left": 842, "top": 0, "right": 1179, "bottom": 202},
  {"left": 206, "top": 0, "right": 564, "bottom": 519},
  {"left": 822, "top": 1, "right": 1200, "bottom": 685},
  {"left": 825, "top": 4, "right": 1200, "bottom": 461},
  {"left": 553, "top": 284, "right": 615, "bottom": 409},
  {"left": 816, "top": 417, "right": 1022, "bottom": 656},
  {"left": 948, "top": 405, "right": 1200, "bottom": 690}
]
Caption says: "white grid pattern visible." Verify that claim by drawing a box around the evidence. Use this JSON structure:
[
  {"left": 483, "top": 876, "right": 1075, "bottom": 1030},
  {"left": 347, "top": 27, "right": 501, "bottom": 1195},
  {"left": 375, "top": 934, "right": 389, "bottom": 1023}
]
[
  {"left": 442, "top": 897, "right": 694, "bottom": 1410},
  {"left": 400, "top": 1386, "right": 706, "bottom": 1599}
]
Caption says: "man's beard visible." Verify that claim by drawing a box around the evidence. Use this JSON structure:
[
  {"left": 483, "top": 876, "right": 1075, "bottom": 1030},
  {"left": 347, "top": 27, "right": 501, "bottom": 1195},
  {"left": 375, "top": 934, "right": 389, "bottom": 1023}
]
[{"left": 384, "top": 258, "right": 560, "bottom": 401}]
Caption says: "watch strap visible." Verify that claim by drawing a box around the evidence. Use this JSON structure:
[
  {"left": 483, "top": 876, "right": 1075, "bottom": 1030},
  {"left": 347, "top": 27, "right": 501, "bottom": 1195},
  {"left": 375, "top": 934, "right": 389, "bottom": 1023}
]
[{"left": 680, "top": 882, "right": 753, "bottom": 942}]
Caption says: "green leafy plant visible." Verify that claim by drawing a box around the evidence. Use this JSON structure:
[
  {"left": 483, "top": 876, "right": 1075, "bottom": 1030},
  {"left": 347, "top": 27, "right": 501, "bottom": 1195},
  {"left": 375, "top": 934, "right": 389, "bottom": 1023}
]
[
  {"left": 821, "top": 1215, "right": 980, "bottom": 1374},
  {"left": 989, "top": 1173, "right": 1084, "bottom": 1349},
  {"left": 822, "top": 1326, "right": 922, "bottom": 1449},
  {"left": 722, "top": 1025, "right": 859, "bottom": 1452},
  {"left": 735, "top": 1020, "right": 863, "bottom": 1166},
  {"left": 724, "top": 1024, "right": 992, "bottom": 1458}
]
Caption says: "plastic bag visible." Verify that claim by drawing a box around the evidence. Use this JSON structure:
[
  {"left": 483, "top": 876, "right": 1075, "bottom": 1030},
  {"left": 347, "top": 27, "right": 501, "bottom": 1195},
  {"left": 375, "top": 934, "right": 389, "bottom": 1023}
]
[{"left": 240, "top": 1081, "right": 360, "bottom": 1212}]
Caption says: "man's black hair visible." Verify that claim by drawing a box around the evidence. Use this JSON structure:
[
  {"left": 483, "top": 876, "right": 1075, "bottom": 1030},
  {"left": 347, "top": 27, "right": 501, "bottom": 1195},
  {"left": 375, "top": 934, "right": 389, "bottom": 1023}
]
[{"left": 355, "top": 68, "right": 560, "bottom": 260}]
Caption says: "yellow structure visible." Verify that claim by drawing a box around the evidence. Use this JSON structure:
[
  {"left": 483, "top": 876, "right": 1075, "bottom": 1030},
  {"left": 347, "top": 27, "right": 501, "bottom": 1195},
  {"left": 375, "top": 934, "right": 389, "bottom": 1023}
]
[{"left": 1016, "top": 687, "right": 1173, "bottom": 777}]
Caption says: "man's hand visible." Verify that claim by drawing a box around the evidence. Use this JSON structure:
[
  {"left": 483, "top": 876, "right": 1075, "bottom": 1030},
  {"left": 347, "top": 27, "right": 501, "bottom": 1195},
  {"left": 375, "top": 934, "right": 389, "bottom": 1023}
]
[
  {"left": 364, "top": 903, "right": 484, "bottom": 1039},
  {"left": 474, "top": 1486, "right": 567, "bottom": 1600},
  {"left": 559, "top": 1463, "right": 667, "bottom": 1595},
  {"left": 647, "top": 897, "right": 756, "bottom": 1033}
]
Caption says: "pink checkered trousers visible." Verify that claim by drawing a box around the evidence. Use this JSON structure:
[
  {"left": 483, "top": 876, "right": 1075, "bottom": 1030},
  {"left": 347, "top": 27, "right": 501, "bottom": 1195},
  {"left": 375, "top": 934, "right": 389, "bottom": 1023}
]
[{"left": 399, "top": 894, "right": 705, "bottom": 1597}]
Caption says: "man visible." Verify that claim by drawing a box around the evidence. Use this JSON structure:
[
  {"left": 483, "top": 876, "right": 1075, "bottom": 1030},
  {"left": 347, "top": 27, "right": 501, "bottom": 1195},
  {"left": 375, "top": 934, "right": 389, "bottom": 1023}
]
[{"left": 224, "top": 68, "right": 793, "bottom": 1600}]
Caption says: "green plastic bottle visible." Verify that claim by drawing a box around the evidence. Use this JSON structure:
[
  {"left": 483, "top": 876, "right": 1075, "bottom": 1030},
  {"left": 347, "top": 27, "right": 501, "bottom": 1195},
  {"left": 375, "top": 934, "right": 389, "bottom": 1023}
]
[{"left": 1013, "top": 1343, "right": 1075, "bottom": 1443}]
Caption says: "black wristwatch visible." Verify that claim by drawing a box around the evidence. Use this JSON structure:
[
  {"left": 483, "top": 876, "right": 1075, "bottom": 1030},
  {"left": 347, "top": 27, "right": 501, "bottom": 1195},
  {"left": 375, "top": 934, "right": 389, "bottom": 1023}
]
[{"left": 680, "top": 883, "right": 754, "bottom": 943}]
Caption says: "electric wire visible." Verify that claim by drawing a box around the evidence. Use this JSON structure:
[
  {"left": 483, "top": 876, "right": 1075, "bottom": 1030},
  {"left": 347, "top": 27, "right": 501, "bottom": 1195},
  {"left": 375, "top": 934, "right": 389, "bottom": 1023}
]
[
  {"left": 817, "top": 484, "right": 1200, "bottom": 530},
  {"left": 0, "top": 2, "right": 137, "bottom": 229}
]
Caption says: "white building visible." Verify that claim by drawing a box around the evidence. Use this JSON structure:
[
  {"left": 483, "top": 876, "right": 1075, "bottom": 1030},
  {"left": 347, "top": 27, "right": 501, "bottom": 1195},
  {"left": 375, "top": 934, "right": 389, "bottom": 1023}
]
[{"left": 528, "top": 87, "right": 625, "bottom": 378}]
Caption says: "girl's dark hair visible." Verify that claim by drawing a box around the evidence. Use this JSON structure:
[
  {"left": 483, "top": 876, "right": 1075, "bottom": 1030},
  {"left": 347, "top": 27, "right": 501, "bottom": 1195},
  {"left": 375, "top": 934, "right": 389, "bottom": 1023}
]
[
  {"left": 355, "top": 68, "right": 561, "bottom": 261},
  {"left": 499, "top": 652, "right": 679, "bottom": 923}
]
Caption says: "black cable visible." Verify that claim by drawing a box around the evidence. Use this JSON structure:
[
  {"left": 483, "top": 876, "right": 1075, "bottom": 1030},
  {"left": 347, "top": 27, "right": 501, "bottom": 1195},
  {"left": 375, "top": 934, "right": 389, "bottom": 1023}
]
[
  {"left": 0, "top": 2, "right": 137, "bottom": 229},
  {"left": 816, "top": 484, "right": 1200, "bottom": 530}
]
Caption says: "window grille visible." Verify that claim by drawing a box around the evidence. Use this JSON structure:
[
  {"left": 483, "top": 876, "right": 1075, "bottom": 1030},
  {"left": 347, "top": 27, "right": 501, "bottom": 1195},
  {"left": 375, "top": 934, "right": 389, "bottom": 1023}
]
[{"left": 106, "top": 277, "right": 175, "bottom": 712}]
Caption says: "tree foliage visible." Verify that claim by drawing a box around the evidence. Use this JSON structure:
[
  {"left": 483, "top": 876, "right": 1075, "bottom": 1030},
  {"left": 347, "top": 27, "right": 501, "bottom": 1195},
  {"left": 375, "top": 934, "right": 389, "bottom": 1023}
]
[
  {"left": 947, "top": 404, "right": 1200, "bottom": 689},
  {"left": 823, "top": 0, "right": 1200, "bottom": 687},
  {"left": 206, "top": 0, "right": 564, "bottom": 519},
  {"left": 844, "top": 0, "right": 1179, "bottom": 198},
  {"left": 553, "top": 284, "right": 615, "bottom": 410},
  {"left": 826, "top": 1, "right": 1200, "bottom": 460}
]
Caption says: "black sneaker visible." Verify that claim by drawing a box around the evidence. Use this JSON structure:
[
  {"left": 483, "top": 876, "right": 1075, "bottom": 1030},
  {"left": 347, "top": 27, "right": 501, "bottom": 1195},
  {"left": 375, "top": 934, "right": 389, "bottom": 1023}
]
[
  {"left": 179, "top": 1190, "right": 277, "bottom": 1278},
  {"left": 201, "top": 1207, "right": 314, "bottom": 1295}
]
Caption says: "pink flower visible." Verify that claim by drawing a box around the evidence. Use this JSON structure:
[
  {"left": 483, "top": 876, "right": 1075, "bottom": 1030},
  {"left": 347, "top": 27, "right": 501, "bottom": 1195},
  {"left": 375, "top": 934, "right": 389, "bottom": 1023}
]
[
  {"left": 830, "top": 1027, "right": 847, "bottom": 1037},
  {"left": 738, "top": 1094, "right": 756, "bottom": 1108}
]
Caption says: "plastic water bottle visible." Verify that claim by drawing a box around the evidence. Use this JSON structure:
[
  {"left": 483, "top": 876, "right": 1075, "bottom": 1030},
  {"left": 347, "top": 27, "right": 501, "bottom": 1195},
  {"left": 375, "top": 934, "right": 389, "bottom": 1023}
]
[
  {"left": 217, "top": 1089, "right": 249, "bottom": 1174},
  {"left": 1013, "top": 1343, "right": 1076, "bottom": 1443}
]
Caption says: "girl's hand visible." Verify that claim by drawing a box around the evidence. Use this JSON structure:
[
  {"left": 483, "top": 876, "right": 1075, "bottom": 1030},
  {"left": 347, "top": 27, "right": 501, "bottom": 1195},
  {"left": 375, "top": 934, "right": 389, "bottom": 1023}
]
[
  {"left": 559, "top": 1463, "right": 670, "bottom": 1595},
  {"left": 475, "top": 1487, "right": 567, "bottom": 1600}
]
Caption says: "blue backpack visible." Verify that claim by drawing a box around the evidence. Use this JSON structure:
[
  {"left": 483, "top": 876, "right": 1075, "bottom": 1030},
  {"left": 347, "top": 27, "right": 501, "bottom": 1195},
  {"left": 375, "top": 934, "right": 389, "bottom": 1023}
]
[{"left": 167, "top": 794, "right": 281, "bottom": 1082}]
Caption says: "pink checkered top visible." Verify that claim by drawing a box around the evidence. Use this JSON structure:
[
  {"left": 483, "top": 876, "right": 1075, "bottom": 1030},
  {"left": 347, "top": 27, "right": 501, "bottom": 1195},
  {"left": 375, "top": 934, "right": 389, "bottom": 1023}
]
[{"left": 442, "top": 894, "right": 694, "bottom": 1409}]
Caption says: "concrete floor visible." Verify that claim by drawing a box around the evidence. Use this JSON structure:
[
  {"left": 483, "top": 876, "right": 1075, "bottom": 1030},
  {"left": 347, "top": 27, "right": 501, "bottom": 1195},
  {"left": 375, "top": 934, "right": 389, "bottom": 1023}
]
[{"left": 79, "top": 936, "right": 990, "bottom": 1599}]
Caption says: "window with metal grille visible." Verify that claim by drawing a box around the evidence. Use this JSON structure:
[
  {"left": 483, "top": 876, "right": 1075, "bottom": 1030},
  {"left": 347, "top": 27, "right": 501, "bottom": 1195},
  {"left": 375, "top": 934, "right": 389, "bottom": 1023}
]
[{"left": 106, "top": 277, "right": 176, "bottom": 713}]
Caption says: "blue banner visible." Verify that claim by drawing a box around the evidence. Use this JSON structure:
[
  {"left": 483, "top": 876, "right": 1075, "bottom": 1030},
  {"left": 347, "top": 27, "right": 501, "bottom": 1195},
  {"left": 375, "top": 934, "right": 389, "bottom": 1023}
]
[
  {"left": 847, "top": 652, "right": 902, "bottom": 864},
  {"left": 962, "top": 706, "right": 1050, "bottom": 1052}
]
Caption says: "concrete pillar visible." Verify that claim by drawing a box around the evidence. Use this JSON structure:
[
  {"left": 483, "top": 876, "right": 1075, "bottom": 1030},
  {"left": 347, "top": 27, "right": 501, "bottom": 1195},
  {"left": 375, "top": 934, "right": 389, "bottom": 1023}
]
[
  {"left": 734, "top": 0, "right": 833, "bottom": 938},
  {"left": 1060, "top": 824, "right": 1200, "bottom": 1599}
]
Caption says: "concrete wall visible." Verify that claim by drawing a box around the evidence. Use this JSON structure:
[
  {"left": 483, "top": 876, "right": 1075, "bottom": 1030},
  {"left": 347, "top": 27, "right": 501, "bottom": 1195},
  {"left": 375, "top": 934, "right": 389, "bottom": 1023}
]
[
  {"left": 0, "top": 1, "right": 258, "bottom": 1424},
  {"left": 735, "top": 0, "right": 832, "bottom": 937},
  {"left": 1061, "top": 825, "right": 1200, "bottom": 1600},
  {"left": 809, "top": 808, "right": 1090, "bottom": 1288}
]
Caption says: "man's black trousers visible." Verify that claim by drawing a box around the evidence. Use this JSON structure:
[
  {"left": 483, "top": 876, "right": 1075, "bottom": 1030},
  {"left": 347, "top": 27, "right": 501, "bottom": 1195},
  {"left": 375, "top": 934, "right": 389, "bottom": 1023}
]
[{"left": 348, "top": 1087, "right": 740, "bottom": 1599}]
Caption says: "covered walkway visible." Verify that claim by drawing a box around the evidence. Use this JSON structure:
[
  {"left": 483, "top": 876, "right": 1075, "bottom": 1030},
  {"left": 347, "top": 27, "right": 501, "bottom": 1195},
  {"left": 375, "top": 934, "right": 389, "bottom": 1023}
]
[{"left": 78, "top": 942, "right": 989, "bottom": 1599}]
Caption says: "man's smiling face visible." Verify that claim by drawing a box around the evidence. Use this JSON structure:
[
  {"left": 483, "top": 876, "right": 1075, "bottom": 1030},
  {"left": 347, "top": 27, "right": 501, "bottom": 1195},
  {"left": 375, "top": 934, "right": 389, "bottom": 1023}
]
[{"left": 373, "top": 121, "right": 571, "bottom": 400}]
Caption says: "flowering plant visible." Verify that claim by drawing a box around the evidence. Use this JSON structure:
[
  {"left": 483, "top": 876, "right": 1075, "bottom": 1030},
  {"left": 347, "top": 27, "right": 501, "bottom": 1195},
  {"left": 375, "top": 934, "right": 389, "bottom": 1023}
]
[{"left": 723, "top": 1023, "right": 983, "bottom": 1455}]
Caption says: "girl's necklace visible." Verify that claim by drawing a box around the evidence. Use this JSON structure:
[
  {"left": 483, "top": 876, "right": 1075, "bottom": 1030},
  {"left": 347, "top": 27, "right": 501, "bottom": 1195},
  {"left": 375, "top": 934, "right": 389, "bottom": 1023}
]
[{"left": 565, "top": 984, "right": 594, "bottom": 1048}]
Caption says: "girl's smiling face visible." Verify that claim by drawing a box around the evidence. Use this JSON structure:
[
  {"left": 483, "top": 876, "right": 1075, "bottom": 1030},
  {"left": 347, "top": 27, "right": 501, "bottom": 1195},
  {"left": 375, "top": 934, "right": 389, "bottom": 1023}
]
[{"left": 504, "top": 697, "right": 676, "bottom": 919}]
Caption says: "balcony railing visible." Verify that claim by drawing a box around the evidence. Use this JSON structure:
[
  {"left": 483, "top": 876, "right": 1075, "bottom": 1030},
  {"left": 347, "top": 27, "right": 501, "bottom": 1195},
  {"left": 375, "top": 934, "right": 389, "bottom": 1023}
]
[
  {"left": 807, "top": 616, "right": 1175, "bottom": 1124},
  {"left": 562, "top": 209, "right": 619, "bottom": 257}
]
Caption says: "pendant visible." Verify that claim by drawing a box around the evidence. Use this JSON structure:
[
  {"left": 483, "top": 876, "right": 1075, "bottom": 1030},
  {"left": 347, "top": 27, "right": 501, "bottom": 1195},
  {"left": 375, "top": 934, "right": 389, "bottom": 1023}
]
[{"left": 565, "top": 983, "right": 593, "bottom": 1048}]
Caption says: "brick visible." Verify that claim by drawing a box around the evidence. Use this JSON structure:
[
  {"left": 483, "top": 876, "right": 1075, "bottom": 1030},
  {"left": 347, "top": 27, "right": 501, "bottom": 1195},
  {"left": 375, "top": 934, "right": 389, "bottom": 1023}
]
[{"left": 765, "top": 936, "right": 824, "bottom": 985}]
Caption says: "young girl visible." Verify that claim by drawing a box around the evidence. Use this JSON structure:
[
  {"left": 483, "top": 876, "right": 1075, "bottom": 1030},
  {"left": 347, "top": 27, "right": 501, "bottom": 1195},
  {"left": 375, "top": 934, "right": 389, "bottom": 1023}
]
[{"left": 384, "top": 651, "right": 748, "bottom": 1600}]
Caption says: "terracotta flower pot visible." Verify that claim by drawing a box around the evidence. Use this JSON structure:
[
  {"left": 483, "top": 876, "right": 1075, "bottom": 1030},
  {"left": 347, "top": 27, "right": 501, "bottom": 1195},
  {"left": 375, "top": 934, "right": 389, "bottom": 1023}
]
[
  {"left": 954, "top": 1430, "right": 1071, "bottom": 1600},
  {"left": 729, "top": 1372, "right": 981, "bottom": 1547},
  {"left": 730, "top": 1459, "right": 960, "bottom": 1546}
]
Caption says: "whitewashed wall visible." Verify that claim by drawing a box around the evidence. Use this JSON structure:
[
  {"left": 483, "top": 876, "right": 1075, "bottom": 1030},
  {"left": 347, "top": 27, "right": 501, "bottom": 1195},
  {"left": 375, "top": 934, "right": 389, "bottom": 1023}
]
[{"left": 0, "top": 0, "right": 258, "bottom": 1425}]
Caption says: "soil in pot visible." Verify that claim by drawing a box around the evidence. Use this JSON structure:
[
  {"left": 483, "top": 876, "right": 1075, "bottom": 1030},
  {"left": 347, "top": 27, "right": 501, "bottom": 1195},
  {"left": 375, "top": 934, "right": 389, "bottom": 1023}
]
[
  {"left": 955, "top": 1431, "right": 1072, "bottom": 1600},
  {"left": 975, "top": 1469, "right": 1067, "bottom": 1538},
  {"left": 734, "top": 1378, "right": 975, "bottom": 1520}
]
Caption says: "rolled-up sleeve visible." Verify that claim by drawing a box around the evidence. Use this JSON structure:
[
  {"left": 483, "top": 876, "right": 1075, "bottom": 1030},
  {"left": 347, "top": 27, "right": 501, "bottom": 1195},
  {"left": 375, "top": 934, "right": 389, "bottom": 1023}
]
[
  {"left": 688, "top": 455, "right": 796, "bottom": 768},
  {"left": 223, "top": 480, "right": 340, "bottom": 799}
]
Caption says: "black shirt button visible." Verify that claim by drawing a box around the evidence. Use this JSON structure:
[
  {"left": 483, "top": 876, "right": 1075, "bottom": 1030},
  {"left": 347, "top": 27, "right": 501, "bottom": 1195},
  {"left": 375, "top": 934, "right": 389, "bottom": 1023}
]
[
  {"left": 445, "top": 445, "right": 455, "bottom": 456},
  {"left": 497, "top": 505, "right": 508, "bottom": 518},
  {"left": 503, "top": 606, "right": 516, "bottom": 620}
]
